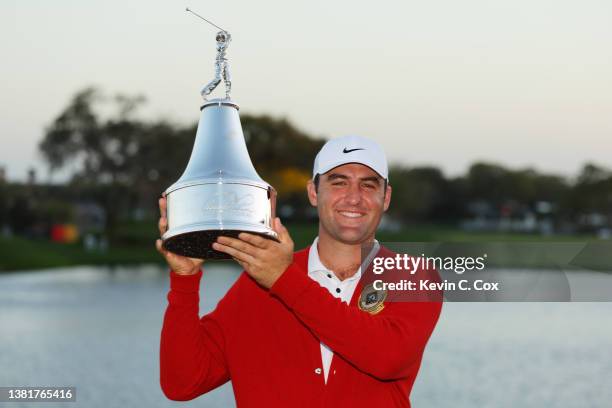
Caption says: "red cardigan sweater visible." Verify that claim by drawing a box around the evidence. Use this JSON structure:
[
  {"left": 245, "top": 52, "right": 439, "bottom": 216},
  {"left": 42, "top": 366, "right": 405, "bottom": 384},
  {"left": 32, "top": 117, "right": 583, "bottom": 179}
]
[{"left": 160, "top": 246, "right": 442, "bottom": 407}]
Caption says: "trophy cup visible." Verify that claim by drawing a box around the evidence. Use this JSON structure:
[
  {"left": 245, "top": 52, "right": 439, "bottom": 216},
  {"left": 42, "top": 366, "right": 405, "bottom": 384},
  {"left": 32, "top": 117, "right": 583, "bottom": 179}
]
[{"left": 162, "top": 22, "right": 278, "bottom": 259}]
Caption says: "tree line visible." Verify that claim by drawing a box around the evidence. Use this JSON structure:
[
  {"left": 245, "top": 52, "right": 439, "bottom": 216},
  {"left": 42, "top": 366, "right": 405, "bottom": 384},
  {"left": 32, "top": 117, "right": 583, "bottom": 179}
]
[{"left": 2, "top": 88, "right": 610, "bottom": 240}]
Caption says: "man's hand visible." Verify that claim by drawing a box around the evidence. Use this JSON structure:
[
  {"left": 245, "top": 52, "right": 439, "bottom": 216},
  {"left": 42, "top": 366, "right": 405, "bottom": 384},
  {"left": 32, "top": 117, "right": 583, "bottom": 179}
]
[
  {"left": 212, "top": 218, "right": 294, "bottom": 289},
  {"left": 155, "top": 195, "right": 204, "bottom": 276}
]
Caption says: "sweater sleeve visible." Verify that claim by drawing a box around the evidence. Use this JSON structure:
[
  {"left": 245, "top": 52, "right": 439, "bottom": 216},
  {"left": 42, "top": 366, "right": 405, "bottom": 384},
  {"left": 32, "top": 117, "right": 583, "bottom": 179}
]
[
  {"left": 159, "top": 269, "right": 230, "bottom": 401},
  {"left": 269, "top": 262, "right": 442, "bottom": 381}
]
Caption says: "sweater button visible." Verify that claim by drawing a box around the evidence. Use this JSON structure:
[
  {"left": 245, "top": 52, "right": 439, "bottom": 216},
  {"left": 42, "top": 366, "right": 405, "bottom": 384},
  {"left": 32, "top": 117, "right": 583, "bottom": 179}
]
[
  {"left": 333, "top": 370, "right": 337, "bottom": 375},
  {"left": 314, "top": 368, "right": 322, "bottom": 375}
]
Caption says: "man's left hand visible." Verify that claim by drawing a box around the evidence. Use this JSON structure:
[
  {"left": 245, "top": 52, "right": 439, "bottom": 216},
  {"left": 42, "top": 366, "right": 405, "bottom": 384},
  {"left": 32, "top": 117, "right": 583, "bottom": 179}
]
[{"left": 212, "top": 217, "right": 294, "bottom": 289}]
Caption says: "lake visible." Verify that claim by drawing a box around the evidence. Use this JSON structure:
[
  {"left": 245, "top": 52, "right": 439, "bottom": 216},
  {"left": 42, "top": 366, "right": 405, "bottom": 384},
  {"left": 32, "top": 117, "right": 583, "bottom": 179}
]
[{"left": 1, "top": 265, "right": 611, "bottom": 407}]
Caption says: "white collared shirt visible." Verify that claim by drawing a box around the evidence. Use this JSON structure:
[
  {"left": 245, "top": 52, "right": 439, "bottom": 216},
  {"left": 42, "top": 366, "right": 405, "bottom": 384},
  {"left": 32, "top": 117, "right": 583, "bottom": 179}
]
[{"left": 307, "top": 237, "right": 380, "bottom": 383}]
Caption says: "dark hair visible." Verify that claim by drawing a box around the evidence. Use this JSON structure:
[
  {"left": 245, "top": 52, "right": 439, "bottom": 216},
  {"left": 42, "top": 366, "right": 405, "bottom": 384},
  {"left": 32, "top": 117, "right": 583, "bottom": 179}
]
[{"left": 313, "top": 174, "right": 321, "bottom": 192}]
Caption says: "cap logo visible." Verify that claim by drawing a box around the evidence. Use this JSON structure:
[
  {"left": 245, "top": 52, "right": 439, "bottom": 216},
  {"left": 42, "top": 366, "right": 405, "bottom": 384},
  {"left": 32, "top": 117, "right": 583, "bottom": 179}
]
[{"left": 342, "top": 147, "right": 365, "bottom": 153}]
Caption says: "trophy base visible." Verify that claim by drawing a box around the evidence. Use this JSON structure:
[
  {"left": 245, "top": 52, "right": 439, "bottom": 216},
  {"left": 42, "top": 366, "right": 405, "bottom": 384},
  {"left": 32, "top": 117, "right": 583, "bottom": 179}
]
[{"left": 162, "top": 229, "right": 279, "bottom": 260}]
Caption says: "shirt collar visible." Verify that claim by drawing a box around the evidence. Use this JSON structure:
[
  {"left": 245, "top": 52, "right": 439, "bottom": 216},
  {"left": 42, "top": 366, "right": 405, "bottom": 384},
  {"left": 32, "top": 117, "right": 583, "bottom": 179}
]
[{"left": 307, "top": 236, "right": 380, "bottom": 282}]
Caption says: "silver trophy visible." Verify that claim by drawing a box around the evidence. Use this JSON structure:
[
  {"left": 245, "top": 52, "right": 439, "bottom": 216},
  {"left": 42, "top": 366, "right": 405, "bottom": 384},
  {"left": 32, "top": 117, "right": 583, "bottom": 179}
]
[{"left": 162, "top": 20, "right": 278, "bottom": 259}]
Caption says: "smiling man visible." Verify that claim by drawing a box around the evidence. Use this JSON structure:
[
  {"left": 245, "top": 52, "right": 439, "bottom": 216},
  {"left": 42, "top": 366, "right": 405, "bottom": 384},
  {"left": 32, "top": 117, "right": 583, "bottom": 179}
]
[{"left": 157, "top": 135, "right": 442, "bottom": 407}]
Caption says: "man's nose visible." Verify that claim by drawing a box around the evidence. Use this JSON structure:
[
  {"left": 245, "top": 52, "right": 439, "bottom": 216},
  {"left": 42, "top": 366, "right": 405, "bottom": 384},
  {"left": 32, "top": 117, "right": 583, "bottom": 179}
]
[{"left": 344, "top": 183, "right": 362, "bottom": 205}]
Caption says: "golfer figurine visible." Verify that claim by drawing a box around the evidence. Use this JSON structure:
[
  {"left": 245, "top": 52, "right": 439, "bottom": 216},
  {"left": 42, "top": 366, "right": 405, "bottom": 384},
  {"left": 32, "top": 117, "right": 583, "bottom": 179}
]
[{"left": 200, "top": 30, "right": 232, "bottom": 100}]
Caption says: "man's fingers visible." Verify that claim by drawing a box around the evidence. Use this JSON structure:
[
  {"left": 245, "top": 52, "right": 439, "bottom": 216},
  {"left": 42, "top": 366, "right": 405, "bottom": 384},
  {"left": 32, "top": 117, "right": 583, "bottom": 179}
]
[
  {"left": 155, "top": 239, "right": 168, "bottom": 256},
  {"left": 233, "top": 258, "right": 249, "bottom": 271},
  {"left": 158, "top": 217, "right": 168, "bottom": 236},
  {"left": 158, "top": 196, "right": 169, "bottom": 236},
  {"left": 217, "top": 236, "right": 259, "bottom": 256},
  {"left": 274, "top": 217, "right": 290, "bottom": 242},
  {"left": 159, "top": 197, "right": 167, "bottom": 218},
  {"left": 238, "top": 232, "right": 269, "bottom": 249},
  {"left": 213, "top": 242, "right": 256, "bottom": 265}
]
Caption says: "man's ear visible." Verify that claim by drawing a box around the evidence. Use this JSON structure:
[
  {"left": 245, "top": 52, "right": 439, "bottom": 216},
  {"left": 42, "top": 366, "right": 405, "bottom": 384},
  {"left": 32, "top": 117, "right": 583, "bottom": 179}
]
[
  {"left": 383, "top": 184, "right": 392, "bottom": 212},
  {"left": 307, "top": 179, "right": 318, "bottom": 207}
]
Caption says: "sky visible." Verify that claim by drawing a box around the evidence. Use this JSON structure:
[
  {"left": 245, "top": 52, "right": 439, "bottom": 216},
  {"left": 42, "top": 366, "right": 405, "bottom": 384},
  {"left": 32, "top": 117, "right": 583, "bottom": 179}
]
[{"left": 1, "top": 0, "right": 611, "bottom": 183}]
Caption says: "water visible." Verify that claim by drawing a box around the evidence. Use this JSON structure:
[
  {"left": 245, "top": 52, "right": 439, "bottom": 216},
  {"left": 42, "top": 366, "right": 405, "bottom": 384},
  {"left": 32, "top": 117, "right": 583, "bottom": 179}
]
[{"left": 0, "top": 265, "right": 611, "bottom": 408}]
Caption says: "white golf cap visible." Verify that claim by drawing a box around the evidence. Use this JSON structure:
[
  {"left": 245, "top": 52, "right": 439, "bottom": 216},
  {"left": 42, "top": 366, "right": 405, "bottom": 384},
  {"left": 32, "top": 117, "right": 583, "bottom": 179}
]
[{"left": 313, "top": 135, "right": 389, "bottom": 181}]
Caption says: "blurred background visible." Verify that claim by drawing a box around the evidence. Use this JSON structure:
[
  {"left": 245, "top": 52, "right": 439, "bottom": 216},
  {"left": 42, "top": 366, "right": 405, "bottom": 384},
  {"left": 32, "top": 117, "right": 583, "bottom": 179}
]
[{"left": 1, "top": 0, "right": 611, "bottom": 407}]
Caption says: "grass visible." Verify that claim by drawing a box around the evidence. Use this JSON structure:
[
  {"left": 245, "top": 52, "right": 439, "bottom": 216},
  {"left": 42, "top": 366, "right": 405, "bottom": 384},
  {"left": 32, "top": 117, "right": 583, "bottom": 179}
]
[
  {"left": 0, "top": 235, "right": 160, "bottom": 272},
  {"left": 0, "top": 221, "right": 607, "bottom": 272}
]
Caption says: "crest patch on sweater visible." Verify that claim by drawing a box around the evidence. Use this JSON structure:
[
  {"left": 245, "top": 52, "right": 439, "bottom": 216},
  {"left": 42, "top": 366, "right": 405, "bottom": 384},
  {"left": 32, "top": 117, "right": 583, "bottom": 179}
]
[{"left": 358, "top": 284, "right": 387, "bottom": 315}]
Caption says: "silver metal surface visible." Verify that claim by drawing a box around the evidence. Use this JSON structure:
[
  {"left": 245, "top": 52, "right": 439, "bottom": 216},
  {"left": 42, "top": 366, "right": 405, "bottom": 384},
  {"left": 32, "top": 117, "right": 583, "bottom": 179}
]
[
  {"left": 201, "top": 31, "right": 232, "bottom": 100},
  {"left": 162, "top": 99, "right": 278, "bottom": 259}
]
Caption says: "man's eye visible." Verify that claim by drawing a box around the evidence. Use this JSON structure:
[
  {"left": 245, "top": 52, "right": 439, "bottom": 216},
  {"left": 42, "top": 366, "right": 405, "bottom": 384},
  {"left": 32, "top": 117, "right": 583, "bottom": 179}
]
[{"left": 362, "top": 183, "right": 376, "bottom": 189}]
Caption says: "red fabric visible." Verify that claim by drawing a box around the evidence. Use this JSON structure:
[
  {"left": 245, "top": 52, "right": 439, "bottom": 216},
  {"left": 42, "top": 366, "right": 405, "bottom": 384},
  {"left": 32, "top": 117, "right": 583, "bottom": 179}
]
[{"left": 160, "top": 246, "right": 442, "bottom": 407}]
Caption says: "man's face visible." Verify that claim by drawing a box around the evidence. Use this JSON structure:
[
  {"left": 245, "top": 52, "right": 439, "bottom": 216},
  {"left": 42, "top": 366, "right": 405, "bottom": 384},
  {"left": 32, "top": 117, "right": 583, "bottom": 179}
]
[{"left": 307, "top": 163, "right": 391, "bottom": 245}]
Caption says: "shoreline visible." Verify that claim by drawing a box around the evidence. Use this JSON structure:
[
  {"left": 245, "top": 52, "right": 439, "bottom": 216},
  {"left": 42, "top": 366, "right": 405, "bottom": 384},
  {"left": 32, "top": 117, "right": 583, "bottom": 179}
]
[{"left": 1, "top": 223, "right": 606, "bottom": 273}]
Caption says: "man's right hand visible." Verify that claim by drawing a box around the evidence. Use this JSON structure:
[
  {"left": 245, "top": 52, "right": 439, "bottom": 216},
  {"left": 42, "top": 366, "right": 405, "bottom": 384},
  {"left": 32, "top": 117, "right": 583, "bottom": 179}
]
[{"left": 156, "top": 195, "right": 204, "bottom": 275}]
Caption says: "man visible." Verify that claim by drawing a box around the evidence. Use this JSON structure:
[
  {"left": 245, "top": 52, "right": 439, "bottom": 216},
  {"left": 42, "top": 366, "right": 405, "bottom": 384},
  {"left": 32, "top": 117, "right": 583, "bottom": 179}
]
[{"left": 157, "top": 135, "right": 441, "bottom": 407}]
